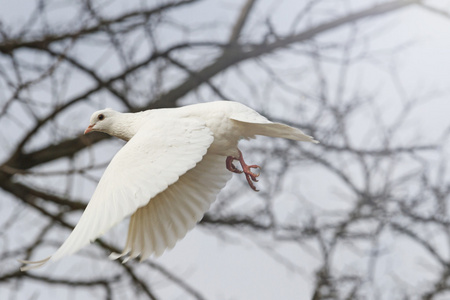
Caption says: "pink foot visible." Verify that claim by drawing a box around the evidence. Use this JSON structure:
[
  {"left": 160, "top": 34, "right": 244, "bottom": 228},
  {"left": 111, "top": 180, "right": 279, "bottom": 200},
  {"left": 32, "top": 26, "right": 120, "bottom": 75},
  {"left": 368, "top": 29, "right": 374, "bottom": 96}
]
[{"left": 226, "top": 150, "right": 261, "bottom": 192}]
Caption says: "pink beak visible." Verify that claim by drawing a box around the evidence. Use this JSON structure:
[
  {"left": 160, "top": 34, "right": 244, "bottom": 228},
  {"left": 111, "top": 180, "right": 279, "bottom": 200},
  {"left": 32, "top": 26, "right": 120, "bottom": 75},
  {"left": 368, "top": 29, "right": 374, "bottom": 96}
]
[{"left": 84, "top": 124, "right": 94, "bottom": 134}]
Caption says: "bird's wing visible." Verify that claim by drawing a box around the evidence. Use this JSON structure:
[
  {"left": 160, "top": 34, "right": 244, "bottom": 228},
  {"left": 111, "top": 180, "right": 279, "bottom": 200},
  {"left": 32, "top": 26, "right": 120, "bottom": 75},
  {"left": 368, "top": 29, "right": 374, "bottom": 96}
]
[
  {"left": 21, "top": 117, "right": 215, "bottom": 270},
  {"left": 110, "top": 153, "right": 232, "bottom": 262}
]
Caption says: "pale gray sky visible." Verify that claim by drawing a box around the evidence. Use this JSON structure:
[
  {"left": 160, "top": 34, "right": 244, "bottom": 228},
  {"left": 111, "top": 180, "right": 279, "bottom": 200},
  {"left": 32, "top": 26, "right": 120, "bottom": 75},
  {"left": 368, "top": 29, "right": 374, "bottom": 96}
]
[{"left": 1, "top": 1, "right": 450, "bottom": 299}]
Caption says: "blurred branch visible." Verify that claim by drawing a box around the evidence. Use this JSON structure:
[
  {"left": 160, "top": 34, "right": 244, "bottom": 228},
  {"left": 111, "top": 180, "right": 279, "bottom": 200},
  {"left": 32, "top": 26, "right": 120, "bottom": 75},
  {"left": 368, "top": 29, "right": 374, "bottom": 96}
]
[
  {"left": 1, "top": 270, "right": 120, "bottom": 287},
  {"left": 228, "top": 0, "right": 257, "bottom": 43},
  {"left": 0, "top": 176, "right": 86, "bottom": 210},
  {"left": 1, "top": 0, "right": 422, "bottom": 174},
  {"left": 418, "top": 3, "right": 450, "bottom": 20},
  {"left": 1, "top": 0, "right": 447, "bottom": 299},
  {"left": 0, "top": 0, "right": 198, "bottom": 54}
]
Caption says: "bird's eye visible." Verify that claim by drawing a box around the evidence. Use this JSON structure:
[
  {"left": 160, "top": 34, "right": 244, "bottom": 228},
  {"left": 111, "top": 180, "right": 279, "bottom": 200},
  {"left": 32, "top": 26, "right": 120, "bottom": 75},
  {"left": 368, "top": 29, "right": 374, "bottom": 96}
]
[{"left": 98, "top": 114, "right": 105, "bottom": 121}]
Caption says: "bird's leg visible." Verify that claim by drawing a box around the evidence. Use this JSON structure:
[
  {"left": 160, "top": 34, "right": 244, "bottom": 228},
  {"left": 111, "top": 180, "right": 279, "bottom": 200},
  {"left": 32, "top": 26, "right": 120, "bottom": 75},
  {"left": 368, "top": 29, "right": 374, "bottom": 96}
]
[
  {"left": 226, "top": 149, "right": 261, "bottom": 192},
  {"left": 226, "top": 156, "right": 242, "bottom": 174}
]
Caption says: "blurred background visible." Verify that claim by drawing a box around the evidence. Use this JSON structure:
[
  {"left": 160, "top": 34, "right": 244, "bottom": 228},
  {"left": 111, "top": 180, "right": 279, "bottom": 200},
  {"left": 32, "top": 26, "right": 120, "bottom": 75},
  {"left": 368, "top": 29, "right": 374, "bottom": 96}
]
[{"left": 1, "top": 0, "right": 449, "bottom": 299}]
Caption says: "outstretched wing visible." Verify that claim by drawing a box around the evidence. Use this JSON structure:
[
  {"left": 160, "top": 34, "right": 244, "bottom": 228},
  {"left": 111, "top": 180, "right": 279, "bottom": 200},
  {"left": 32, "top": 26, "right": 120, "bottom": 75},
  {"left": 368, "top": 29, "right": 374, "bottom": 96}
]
[
  {"left": 21, "top": 117, "right": 214, "bottom": 270},
  {"left": 110, "top": 153, "right": 232, "bottom": 262}
]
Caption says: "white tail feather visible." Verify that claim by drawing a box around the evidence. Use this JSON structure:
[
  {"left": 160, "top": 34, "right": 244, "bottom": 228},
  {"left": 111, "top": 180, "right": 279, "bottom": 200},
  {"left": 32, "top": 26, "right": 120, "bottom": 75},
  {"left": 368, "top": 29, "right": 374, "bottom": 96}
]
[{"left": 231, "top": 118, "right": 319, "bottom": 143}]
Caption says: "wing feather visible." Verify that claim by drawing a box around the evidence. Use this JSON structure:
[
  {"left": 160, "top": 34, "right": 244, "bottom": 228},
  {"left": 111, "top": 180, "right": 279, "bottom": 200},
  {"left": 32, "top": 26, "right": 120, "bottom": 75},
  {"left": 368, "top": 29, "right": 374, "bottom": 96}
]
[
  {"left": 21, "top": 117, "right": 214, "bottom": 270},
  {"left": 111, "top": 153, "right": 231, "bottom": 261}
]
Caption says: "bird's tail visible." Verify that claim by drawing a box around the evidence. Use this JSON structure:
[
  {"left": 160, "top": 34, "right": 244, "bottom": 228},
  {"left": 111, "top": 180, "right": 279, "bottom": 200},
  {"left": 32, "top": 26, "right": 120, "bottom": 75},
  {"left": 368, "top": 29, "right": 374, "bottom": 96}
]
[{"left": 231, "top": 118, "right": 319, "bottom": 143}]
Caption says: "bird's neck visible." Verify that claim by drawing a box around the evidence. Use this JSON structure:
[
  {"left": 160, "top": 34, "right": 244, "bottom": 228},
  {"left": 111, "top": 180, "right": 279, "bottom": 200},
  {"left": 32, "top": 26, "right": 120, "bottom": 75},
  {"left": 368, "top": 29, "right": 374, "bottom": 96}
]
[{"left": 110, "top": 112, "right": 147, "bottom": 141}]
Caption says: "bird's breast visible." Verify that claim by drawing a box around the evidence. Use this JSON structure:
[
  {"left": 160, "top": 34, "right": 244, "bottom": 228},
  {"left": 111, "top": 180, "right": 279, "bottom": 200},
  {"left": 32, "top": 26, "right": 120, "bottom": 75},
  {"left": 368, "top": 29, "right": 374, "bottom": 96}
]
[{"left": 204, "top": 112, "right": 242, "bottom": 157}]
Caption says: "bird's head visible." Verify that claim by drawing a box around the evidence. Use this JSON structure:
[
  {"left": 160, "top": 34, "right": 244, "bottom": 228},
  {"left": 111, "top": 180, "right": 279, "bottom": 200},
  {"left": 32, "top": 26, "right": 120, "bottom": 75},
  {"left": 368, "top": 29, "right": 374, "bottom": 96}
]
[{"left": 84, "top": 108, "right": 118, "bottom": 135}]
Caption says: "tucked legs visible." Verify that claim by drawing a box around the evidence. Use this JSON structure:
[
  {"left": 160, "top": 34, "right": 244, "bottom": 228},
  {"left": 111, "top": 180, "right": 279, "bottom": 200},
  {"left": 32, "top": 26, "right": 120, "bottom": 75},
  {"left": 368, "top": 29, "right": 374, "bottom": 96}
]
[{"left": 226, "top": 149, "right": 261, "bottom": 191}]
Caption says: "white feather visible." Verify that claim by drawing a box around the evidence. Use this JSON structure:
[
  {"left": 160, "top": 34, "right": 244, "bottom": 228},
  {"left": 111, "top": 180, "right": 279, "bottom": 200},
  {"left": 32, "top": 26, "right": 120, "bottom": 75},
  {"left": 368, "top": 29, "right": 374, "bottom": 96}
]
[
  {"left": 111, "top": 153, "right": 231, "bottom": 261},
  {"left": 21, "top": 116, "right": 214, "bottom": 270}
]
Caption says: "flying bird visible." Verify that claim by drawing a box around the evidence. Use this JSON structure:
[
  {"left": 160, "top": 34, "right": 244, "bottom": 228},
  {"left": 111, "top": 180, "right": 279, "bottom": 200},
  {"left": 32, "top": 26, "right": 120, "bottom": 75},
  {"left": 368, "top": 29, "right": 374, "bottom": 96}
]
[{"left": 20, "top": 101, "right": 318, "bottom": 270}]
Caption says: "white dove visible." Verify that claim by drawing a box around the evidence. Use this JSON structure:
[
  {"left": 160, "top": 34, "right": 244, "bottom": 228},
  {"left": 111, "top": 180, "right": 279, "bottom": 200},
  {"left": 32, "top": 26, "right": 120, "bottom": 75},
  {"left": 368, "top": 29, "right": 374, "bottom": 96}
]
[{"left": 20, "top": 101, "right": 318, "bottom": 270}]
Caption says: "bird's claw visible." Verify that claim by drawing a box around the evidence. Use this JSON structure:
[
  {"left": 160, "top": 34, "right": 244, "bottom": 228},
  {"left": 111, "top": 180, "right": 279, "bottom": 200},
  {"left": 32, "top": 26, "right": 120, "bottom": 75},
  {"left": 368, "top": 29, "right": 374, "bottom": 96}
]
[
  {"left": 247, "top": 165, "right": 260, "bottom": 178},
  {"left": 226, "top": 156, "right": 243, "bottom": 174},
  {"left": 244, "top": 173, "right": 259, "bottom": 192},
  {"left": 226, "top": 151, "right": 261, "bottom": 192},
  {"left": 243, "top": 165, "right": 260, "bottom": 181}
]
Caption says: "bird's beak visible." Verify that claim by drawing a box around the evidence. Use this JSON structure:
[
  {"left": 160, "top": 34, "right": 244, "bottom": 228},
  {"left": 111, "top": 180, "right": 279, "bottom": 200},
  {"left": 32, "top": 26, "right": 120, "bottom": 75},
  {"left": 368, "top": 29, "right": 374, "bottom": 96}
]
[{"left": 84, "top": 124, "right": 94, "bottom": 135}]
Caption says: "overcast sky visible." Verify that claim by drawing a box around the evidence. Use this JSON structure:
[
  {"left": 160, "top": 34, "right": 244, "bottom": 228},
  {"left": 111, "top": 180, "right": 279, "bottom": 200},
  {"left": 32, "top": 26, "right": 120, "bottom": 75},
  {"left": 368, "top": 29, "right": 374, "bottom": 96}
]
[{"left": 1, "top": 1, "right": 450, "bottom": 299}]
